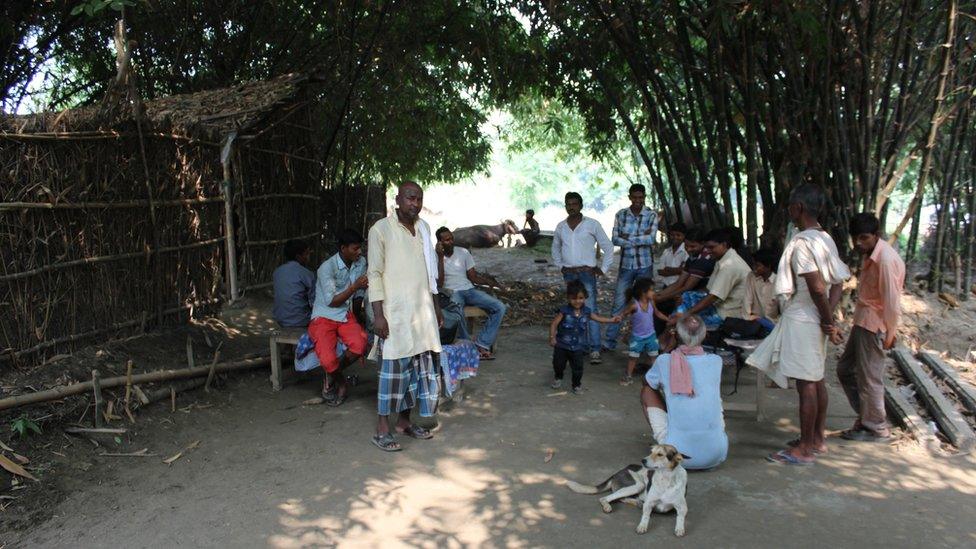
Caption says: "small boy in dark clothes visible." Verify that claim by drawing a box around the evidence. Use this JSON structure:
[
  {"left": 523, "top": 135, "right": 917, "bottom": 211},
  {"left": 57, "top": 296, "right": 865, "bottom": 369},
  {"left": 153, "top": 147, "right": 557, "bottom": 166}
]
[{"left": 549, "top": 280, "right": 619, "bottom": 394}]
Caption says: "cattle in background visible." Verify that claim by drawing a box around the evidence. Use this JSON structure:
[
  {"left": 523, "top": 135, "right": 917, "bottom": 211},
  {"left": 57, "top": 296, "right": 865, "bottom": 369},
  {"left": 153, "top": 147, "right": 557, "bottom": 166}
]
[{"left": 452, "top": 220, "right": 519, "bottom": 248}]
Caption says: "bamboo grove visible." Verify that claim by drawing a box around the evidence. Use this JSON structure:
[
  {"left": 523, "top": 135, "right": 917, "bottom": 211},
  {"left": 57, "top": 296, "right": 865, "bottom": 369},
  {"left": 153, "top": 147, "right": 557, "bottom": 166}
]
[{"left": 3, "top": 0, "right": 976, "bottom": 297}]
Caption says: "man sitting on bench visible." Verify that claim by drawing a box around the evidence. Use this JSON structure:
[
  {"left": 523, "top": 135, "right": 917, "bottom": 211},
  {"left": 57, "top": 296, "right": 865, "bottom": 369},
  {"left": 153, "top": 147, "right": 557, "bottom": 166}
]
[
  {"left": 272, "top": 239, "right": 316, "bottom": 328},
  {"left": 435, "top": 227, "right": 506, "bottom": 360},
  {"left": 308, "top": 229, "right": 369, "bottom": 406}
]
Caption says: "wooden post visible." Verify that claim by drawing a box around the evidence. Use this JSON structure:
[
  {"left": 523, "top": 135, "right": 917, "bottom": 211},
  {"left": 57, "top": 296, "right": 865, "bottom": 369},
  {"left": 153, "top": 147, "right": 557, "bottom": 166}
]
[
  {"left": 186, "top": 336, "right": 195, "bottom": 369},
  {"left": 892, "top": 348, "right": 975, "bottom": 451},
  {"left": 754, "top": 366, "right": 767, "bottom": 422},
  {"left": 269, "top": 331, "right": 283, "bottom": 392},
  {"left": 92, "top": 370, "right": 104, "bottom": 428},
  {"left": 918, "top": 352, "right": 976, "bottom": 415},
  {"left": 205, "top": 350, "right": 220, "bottom": 393},
  {"left": 884, "top": 382, "right": 938, "bottom": 452},
  {"left": 220, "top": 132, "right": 240, "bottom": 303},
  {"left": 123, "top": 360, "right": 134, "bottom": 409}
]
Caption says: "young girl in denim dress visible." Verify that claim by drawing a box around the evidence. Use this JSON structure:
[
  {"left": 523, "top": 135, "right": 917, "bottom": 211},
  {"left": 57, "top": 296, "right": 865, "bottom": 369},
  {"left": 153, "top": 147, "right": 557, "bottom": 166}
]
[{"left": 549, "top": 280, "right": 619, "bottom": 394}]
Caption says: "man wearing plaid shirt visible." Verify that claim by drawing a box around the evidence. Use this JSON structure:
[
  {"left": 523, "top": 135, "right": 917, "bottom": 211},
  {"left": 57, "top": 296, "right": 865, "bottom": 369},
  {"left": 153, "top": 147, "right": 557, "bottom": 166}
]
[{"left": 604, "top": 184, "right": 659, "bottom": 352}]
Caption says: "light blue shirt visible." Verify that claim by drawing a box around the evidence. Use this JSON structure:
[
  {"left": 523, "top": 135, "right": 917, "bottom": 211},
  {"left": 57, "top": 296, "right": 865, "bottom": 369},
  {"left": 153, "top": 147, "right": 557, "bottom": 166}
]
[
  {"left": 645, "top": 353, "right": 728, "bottom": 470},
  {"left": 311, "top": 253, "right": 366, "bottom": 322}
]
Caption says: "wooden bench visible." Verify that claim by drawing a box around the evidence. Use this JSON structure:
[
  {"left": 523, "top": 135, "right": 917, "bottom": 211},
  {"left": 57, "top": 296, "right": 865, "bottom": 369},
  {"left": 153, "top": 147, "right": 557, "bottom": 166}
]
[
  {"left": 269, "top": 327, "right": 306, "bottom": 391},
  {"left": 463, "top": 306, "right": 487, "bottom": 335},
  {"left": 720, "top": 338, "right": 767, "bottom": 422},
  {"left": 463, "top": 306, "right": 498, "bottom": 353}
]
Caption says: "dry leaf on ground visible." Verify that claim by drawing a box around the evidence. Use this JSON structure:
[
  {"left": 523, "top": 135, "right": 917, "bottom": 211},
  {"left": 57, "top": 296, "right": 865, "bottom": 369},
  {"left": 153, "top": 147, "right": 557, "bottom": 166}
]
[
  {"left": 0, "top": 454, "right": 38, "bottom": 482},
  {"left": 163, "top": 440, "right": 201, "bottom": 465}
]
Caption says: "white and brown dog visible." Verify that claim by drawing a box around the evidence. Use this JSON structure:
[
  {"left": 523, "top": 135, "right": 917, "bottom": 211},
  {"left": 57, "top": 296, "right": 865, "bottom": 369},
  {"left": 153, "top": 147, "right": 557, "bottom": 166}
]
[
  {"left": 636, "top": 444, "right": 689, "bottom": 536},
  {"left": 566, "top": 444, "right": 690, "bottom": 537}
]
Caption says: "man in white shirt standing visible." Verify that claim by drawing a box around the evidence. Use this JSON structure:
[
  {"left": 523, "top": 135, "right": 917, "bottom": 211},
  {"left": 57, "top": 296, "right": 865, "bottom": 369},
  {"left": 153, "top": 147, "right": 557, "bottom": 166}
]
[
  {"left": 435, "top": 227, "right": 506, "bottom": 359},
  {"left": 551, "top": 191, "right": 614, "bottom": 363}
]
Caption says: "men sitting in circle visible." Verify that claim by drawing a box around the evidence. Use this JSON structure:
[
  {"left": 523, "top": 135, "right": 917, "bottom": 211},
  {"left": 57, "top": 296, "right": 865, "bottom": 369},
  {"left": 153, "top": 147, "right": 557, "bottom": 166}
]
[
  {"left": 716, "top": 247, "right": 781, "bottom": 340},
  {"left": 435, "top": 226, "right": 507, "bottom": 360},
  {"left": 654, "top": 222, "right": 689, "bottom": 291},
  {"left": 669, "top": 227, "right": 751, "bottom": 332},
  {"left": 653, "top": 227, "right": 713, "bottom": 338},
  {"left": 640, "top": 314, "right": 728, "bottom": 470},
  {"left": 308, "top": 229, "right": 369, "bottom": 406},
  {"left": 272, "top": 239, "right": 316, "bottom": 328}
]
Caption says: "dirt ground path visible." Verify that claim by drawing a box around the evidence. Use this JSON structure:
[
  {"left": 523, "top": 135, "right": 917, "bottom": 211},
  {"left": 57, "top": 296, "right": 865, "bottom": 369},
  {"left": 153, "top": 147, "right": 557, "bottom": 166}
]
[
  {"left": 6, "top": 246, "right": 976, "bottom": 547},
  {"left": 11, "top": 319, "right": 976, "bottom": 547}
]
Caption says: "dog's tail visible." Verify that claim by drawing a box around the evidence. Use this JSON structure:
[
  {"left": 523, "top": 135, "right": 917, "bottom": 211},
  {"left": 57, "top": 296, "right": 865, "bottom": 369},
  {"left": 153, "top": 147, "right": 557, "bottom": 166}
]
[{"left": 565, "top": 480, "right": 603, "bottom": 494}]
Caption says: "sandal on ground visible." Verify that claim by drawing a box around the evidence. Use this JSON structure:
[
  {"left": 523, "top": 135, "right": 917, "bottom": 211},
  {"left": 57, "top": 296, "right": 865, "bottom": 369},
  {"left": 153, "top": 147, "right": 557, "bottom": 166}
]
[
  {"left": 324, "top": 391, "right": 347, "bottom": 407},
  {"left": 840, "top": 429, "right": 892, "bottom": 443},
  {"left": 786, "top": 438, "right": 826, "bottom": 454},
  {"left": 371, "top": 433, "right": 402, "bottom": 452},
  {"left": 766, "top": 449, "right": 814, "bottom": 466},
  {"left": 477, "top": 348, "right": 496, "bottom": 361},
  {"left": 397, "top": 424, "right": 433, "bottom": 440},
  {"left": 619, "top": 375, "right": 635, "bottom": 386}
]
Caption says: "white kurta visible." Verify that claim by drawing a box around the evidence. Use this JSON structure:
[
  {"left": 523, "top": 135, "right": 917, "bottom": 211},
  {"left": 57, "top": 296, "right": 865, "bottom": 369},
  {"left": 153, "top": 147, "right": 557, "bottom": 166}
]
[
  {"left": 367, "top": 214, "right": 442, "bottom": 360},
  {"left": 746, "top": 229, "right": 851, "bottom": 387}
]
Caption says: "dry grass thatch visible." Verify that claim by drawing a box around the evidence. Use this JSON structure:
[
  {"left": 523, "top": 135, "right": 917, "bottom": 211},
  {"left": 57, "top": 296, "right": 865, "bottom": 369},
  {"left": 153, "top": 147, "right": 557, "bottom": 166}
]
[
  {"left": 0, "top": 72, "right": 381, "bottom": 369},
  {"left": 1, "top": 73, "right": 308, "bottom": 140}
]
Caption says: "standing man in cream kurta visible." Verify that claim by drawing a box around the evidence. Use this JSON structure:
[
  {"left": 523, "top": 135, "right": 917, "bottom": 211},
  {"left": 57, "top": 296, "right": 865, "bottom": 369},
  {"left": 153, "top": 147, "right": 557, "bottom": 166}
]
[{"left": 368, "top": 181, "right": 443, "bottom": 452}]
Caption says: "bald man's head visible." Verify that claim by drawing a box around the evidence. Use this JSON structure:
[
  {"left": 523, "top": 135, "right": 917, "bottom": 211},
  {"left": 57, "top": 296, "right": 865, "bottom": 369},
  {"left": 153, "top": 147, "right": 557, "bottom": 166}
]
[{"left": 395, "top": 181, "right": 424, "bottom": 222}]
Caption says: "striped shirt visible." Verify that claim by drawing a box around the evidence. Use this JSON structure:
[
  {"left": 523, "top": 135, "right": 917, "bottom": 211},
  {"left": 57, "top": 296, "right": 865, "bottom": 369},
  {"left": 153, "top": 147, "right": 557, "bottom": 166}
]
[{"left": 611, "top": 206, "right": 658, "bottom": 270}]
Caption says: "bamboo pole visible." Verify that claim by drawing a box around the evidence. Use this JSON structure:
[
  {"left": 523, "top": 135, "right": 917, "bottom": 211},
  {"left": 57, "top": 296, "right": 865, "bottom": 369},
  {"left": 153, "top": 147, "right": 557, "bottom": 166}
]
[
  {"left": 889, "top": 0, "right": 958, "bottom": 242},
  {"left": 221, "top": 132, "right": 240, "bottom": 303},
  {"left": 0, "top": 237, "right": 225, "bottom": 282},
  {"left": 244, "top": 231, "right": 322, "bottom": 248},
  {"left": 243, "top": 193, "right": 318, "bottom": 202},
  {"left": 92, "top": 370, "right": 104, "bottom": 428},
  {"left": 0, "top": 356, "right": 270, "bottom": 411},
  {"left": 0, "top": 197, "right": 223, "bottom": 210},
  {"left": 4, "top": 298, "right": 222, "bottom": 361},
  {"left": 0, "top": 130, "right": 221, "bottom": 146}
]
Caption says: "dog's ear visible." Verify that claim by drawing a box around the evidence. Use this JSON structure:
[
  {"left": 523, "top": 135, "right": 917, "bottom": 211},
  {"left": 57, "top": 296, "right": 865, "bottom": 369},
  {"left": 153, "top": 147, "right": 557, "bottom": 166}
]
[{"left": 664, "top": 446, "right": 684, "bottom": 469}]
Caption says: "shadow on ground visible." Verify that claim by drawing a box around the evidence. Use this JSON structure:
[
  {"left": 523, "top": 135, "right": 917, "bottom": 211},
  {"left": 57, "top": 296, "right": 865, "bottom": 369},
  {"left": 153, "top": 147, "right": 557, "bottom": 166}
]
[{"left": 12, "top": 323, "right": 976, "bottom": 548}]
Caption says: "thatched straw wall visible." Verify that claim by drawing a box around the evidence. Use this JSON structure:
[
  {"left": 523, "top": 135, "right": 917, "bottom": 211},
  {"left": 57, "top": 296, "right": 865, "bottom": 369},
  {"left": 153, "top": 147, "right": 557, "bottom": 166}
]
[{"left": 0, "top": 74, "right": 379, "bottom": 367}]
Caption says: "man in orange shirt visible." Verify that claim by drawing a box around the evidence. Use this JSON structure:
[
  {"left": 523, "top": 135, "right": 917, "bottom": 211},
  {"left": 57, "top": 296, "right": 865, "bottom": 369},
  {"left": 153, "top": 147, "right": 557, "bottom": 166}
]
[{"left": 837, "top": 213, "right": 906, "bottom": 442}]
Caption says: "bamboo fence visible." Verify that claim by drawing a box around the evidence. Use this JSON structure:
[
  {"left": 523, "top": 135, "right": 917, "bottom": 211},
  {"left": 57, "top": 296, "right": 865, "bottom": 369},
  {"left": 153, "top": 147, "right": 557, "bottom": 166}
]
[{"left": 0, "top": 76, "right": 380, "bottom": 367}]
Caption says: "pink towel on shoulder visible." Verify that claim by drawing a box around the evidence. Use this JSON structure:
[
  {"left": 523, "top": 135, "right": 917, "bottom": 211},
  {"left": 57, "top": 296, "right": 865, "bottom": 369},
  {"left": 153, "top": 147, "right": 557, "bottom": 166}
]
[{"left": 670, "top": 345, "right": 704, "bottom": 396}]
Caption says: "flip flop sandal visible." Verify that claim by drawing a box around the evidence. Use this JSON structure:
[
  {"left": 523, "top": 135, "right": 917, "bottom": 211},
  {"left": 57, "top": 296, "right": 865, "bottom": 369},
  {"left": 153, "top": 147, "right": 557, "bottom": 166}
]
[
  {"left": 766, "top": 449, "right": 814, "bottom": 466},
  {"left": 477, "top": 349, "right": 496, "bottom": 361},
  {"left": 324, "top": 392, "right": 347, "bottom": 407},
  {"left": 371, "top": 433, "right": 402, "bottom": 452},
  {"left": 398, "top": 424, "right": 433, "bottom": 440},
  {"left": 786, "top": 438, "right": 826, "bottom": 454}
]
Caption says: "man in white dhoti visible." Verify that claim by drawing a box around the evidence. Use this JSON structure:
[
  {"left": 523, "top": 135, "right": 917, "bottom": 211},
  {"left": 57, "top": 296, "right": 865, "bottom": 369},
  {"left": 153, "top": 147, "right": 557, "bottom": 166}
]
[
  {"left": 747, "top": 184, "right": 850, "bottom": 465},
  {"left": 368, "top": 181, "right": 444, "bottom": 452}
]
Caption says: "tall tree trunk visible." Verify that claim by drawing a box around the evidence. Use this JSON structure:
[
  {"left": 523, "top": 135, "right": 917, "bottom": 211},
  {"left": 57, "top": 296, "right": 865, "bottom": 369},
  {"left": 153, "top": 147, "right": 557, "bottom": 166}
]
[
  {"left": 907, "top": 201, "right": 923, "bottom": 262},
  {"left": 962, "top": 173, "right": 975, "bottom": 300},
  {"left": 890, "top": 0, "right": 958, "bottom": 241}
]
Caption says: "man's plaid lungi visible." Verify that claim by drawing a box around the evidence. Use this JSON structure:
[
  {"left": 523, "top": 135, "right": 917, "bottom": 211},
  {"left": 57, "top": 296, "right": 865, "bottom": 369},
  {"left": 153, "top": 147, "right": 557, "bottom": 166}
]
[{"left": 377, "top": 346, "right": 439, "bottom": 417}]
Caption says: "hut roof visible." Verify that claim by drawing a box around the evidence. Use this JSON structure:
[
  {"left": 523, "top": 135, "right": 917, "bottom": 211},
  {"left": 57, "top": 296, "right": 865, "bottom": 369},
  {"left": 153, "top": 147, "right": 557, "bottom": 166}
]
[{"left": 1, "top": 72, "right": 309, "bottom": 140}]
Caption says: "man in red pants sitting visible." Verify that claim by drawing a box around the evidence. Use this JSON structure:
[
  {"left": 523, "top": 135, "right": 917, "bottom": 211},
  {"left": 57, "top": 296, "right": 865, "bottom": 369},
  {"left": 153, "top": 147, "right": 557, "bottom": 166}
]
[{"left": 308, "top": 229, "right": 369, "bottom": 406}]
